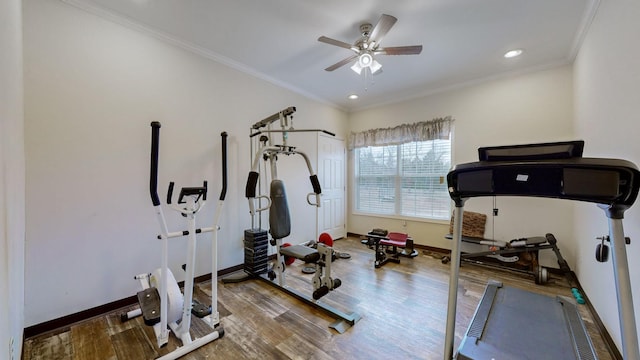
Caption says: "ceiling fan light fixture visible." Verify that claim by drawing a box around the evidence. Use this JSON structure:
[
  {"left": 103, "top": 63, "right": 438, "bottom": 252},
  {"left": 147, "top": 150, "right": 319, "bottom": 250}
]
[
  {"left": 351, "top": 53, "right": 382, "bottom": 75},
  {"left": 370, "top": 59, "right": 382, "bottom": 74},
  {"left": 358, "top": 53, "right": 373, "bottom": 67},
  {"left": 351, "top": 62, "right": 363, "bottom": 75}
]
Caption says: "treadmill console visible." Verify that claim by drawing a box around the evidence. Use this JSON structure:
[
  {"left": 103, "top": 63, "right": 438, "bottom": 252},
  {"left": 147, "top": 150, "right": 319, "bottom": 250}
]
[
  {"left": 448, "top": 141, "right": 640, "bottom": 207},
  {"left": 478, "top": 140, "right": 584, "bottom": 161}
]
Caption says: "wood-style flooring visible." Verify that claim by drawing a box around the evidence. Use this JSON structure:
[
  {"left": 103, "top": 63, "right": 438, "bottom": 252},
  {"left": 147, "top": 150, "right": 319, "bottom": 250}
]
[{"left": 23, "top": 236, "right": 615, "bottom": 359}]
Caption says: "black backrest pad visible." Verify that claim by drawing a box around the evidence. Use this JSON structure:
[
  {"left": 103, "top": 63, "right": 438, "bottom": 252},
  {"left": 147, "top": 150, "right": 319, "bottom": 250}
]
[{"left": 269, "top": 179, "right": 291, "bottom": 239}]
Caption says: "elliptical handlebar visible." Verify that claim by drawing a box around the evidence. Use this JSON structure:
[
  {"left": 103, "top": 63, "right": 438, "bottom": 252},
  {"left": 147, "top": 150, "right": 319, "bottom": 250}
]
[
  {"left": 150, "top": 122, "right": 162, "bottom": 206},
  {"left": 202, "top": 181, "right": 208, "bottom": 201},
  {"left": 151, "top": 122, "right": 211, "bottom": 209},
  {"left": 167, "top": 182, "right": 175, "bottom": 205},
  {"left": 220, "top": 132, "right": 228, "bottom": 201}
]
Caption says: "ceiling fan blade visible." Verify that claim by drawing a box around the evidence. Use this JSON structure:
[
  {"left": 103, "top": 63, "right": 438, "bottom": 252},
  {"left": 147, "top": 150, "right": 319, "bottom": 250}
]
[
  {"left": 318, "top": 36, "right": 354, "bottom": 50},
  {"left": 325, "top": 54, "right": 359, "bottom": 71},
  {"left": 368, "top": 14, "right": 397, "bottom": 45},
  {"left": 375, "top": 45, "right": 423, "bottom": 55}
]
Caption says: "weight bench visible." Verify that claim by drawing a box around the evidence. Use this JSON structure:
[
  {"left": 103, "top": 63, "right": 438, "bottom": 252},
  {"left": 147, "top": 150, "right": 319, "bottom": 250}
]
[
  {"left": 444, "top": 211, "right": 571, "bottom": 284},
  {"left": 365, "top": 230, "right": 418, "bottom": 268}
]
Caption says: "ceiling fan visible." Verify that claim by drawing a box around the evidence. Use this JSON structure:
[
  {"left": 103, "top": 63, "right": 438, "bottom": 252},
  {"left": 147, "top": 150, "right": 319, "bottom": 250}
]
[{"left": 318, "top": 14, "right": 423, "bottom": 75}]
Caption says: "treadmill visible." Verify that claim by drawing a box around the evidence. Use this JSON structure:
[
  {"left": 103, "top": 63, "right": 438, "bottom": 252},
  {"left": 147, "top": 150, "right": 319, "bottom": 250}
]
[{"left": 443, "top": 141, "right": 640, "bottom": 360}]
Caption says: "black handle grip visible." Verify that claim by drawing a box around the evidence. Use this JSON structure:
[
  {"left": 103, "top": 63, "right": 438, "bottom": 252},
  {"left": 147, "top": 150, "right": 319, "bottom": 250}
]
[
  {"left": 167, "top": 182, "right": 175, "bottom": 205},
  {"left": 202, "top": 181, "right": 208, "bottom": 201},
  {"left": 246, "top": 171, "right": 259, "bottom": 198},
  {"left": 150, "top": 122, "right": 161, "bottom": 206},
  {"left": 220, "top": 132, "right": 228, "bottom": 201},
  {"left": 310, "top": 175, "right": 322, "bottom": 194}
]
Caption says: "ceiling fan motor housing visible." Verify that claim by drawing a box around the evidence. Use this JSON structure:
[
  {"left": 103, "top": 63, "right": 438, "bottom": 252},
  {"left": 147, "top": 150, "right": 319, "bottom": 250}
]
[{"left": 360, "top": 23, "right": 373, "bottom": 37}]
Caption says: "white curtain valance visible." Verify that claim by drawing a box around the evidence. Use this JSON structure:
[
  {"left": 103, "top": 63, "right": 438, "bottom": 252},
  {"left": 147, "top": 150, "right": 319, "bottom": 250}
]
[{"left": 348, "top": 116, "right": 454, "bottom": 150}]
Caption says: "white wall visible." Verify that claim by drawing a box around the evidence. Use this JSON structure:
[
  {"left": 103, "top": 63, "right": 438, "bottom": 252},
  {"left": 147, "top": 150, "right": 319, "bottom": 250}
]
[
  {"left": 23, "top": 0, "right": 347, "bottom": 327},
  {"left": 573, "top": 0, "right": 640, "bottom": 351},
  {"left": 348, "top": 66, "right": 576, "bottom": 267},
  {"left": 0, "top": 0, "right": 26, "bottom": 357}
]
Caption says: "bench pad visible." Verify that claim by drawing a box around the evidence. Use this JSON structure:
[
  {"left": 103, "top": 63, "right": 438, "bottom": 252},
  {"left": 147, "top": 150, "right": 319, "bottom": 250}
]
[
  {"left": 379, "top": 232, "right": 410, "bottom": 247},
  {"left": 280, "top": 244, "right": 320, "bottom": 263}
]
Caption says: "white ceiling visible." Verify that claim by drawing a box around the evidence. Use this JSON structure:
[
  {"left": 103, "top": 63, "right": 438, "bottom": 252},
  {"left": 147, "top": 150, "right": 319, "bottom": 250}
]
[{"left": 63, "top": 0, "right": 597, "bottom": 112}]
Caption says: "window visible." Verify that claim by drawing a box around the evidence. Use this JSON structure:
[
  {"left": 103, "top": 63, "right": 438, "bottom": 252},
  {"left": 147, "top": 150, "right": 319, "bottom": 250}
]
[{"left": 354, "top": 139, "right": 451, "bottom": 220}]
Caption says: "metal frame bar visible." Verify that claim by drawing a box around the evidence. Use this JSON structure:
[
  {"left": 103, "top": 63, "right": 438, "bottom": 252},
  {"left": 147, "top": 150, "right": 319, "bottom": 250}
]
[
  {"left": 607, "top": 217, "right": 639, "bottom": 360},
  {"left": 444, "top": 204, "right": 464, "bottom": 360},
  {"left": 255, "top": 274, "right": 360, "bottom": 333}
]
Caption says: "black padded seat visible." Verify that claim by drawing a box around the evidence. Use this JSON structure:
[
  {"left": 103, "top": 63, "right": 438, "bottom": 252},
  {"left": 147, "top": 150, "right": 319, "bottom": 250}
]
[
  {"left": 280, "top": 245, "right": 320, "bottom": 263},
  {"left": 280, "top": 244, "right": 320, "bottom": 263}
]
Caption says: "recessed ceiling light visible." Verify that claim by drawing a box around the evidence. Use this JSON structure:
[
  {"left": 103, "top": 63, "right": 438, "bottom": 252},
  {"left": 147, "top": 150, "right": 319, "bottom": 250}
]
[
  {"left": 504, "top": 49, "right": 523, "bottom": 58},
  {"left": 348, "top": 94, "right": 359, "bottom": 100}
]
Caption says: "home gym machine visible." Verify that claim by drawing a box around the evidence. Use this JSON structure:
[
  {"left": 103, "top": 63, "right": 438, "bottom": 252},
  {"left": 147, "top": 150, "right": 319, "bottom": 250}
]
[
  {"left": 121, "top": 122, "right": 227, "bottom": 360},
  {"left": 444, "top": 140, "right": 640, "bottom": 360},
  {"left": 227, "top": 106, "right": 359, "bottom": 333}
]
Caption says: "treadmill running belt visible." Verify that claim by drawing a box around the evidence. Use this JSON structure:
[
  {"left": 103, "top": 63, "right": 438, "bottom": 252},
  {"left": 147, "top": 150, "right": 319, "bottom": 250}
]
[{"left": 457, "top": 281, "right": 597, "bottom": 360}]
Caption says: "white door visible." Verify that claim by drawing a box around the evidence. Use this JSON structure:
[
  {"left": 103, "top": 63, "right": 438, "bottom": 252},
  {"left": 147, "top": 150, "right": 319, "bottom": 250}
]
[{"left": 317, "top": 134, "right": 346, "bottom": 240}]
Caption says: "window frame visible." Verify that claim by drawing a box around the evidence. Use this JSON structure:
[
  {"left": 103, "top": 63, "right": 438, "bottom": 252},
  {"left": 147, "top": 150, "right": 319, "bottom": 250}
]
[{"left": 352, "top": 138, "right": 453, "bottom": 223}]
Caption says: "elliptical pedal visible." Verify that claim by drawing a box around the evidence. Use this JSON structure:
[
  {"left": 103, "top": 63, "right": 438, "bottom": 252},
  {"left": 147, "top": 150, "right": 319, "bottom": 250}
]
[
  {"left": 136, "top": 287, "right": 161, "bottom": 326},
  {"left": 191, "top": 301, "right": 212, "bottom": 318}
]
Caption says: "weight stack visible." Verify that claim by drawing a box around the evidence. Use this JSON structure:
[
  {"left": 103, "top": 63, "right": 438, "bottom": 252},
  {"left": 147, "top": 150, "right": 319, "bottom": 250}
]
[{"left": 244, "top": 229, "right": 269, "bottom": 275}]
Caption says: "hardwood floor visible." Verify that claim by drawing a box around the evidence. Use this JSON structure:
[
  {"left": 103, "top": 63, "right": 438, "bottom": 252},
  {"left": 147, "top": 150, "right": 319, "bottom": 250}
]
[{"left": 23, "top": 236, "right": 615, "bottom": 359}]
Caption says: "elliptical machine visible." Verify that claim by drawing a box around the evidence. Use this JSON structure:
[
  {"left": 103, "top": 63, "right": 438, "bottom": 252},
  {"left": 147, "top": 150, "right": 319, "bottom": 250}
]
[{"left": 121, "top": 122, "right": 227, "bottom": 360}]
